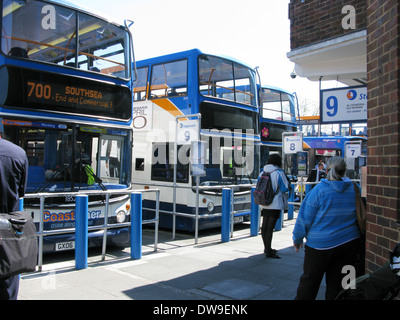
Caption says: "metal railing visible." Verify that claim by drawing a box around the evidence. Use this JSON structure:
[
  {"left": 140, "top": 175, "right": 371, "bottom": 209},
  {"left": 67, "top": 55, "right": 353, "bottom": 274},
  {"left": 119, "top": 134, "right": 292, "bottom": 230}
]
[
  {"left": 287, "top": 178, "right": 361, "bottom": 210},
  {"left": 21, "top": 188, "right": 160, "bottom": 272},
  {"left": 133, "top": 182, "right": 257, "bottom": 244}
]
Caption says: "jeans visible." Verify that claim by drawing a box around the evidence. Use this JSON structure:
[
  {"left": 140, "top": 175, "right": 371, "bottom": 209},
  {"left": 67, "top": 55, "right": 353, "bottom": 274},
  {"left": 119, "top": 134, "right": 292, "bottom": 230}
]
[
  {"left": 0, "top": 275, "right": 19, "bottom": 300},
  {"left": 295, "top": 238, "right": 360, "bottom": 300}
]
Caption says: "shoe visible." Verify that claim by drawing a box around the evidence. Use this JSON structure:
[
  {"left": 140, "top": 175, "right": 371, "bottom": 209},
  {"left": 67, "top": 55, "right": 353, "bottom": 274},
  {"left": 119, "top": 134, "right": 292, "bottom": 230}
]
[{"left": 265, "top": 251, "right": 281, "bottom": 259}]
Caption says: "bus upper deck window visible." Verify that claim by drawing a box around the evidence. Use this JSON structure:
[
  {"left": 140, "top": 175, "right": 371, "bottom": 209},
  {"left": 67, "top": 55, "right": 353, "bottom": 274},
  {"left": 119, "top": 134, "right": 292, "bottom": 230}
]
[
  {"left": 149, "top": 60, "right": 187, "bottom": 99},
  {"left": 2, "top": 0, "right": 77, "bottom": 65},
  {"left": 1, "top": 0, "right": 130, "bottom": 79}
]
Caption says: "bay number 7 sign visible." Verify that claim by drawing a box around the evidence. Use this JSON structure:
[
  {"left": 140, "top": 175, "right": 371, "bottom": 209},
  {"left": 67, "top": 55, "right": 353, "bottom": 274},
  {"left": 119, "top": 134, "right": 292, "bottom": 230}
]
[{"left": 345, "top": 141, "right": 362, "bottom": 159}]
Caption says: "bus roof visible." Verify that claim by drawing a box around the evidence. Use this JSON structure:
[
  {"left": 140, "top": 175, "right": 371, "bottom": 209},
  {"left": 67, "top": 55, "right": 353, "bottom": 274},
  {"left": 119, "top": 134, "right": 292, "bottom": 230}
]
[
  {"left": 136, "top": 48, "right": 255, "bottom": 70},
  {"left": 47, "top": 0, "right": 125, "bottom": 27},
  {"left": 261, "top": 85, "right": 294, "bottom": 96}
]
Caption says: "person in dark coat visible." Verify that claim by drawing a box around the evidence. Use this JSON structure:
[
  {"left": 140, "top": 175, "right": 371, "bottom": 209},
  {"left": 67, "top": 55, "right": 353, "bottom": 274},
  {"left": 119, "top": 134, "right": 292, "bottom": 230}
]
[
  {"left": 0, "top": 120, "right": 29, "bottom": 300},
  {"left": 307, "top": 161, "right": 326, "bottom": 188}
]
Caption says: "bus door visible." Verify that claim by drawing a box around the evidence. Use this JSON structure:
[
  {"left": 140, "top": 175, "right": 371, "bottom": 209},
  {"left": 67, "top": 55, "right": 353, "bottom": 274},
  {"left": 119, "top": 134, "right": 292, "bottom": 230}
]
[
  {"left": 97, "top": 135, "right": 124, "bottom": 184},
  {"left": 219, "top": 140, "right": 255, "bottom": 185},
  {"left": 309, "top": 149, "right": 339, "bottom": 172}
]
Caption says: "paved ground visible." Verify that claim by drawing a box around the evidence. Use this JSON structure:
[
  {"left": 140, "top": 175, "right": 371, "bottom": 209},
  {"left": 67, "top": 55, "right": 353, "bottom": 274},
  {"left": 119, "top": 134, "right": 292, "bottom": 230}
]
[{"left": 19, "top": 213, "right": 326, "bottom": 301}]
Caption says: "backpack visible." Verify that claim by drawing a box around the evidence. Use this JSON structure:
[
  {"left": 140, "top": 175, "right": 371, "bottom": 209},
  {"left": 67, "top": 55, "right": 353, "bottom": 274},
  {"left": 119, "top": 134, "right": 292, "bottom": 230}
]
[
  {"left": 0, "top": 211, "right": 38, "bottom": 277},
  {"left": 253, "top": 169, "right": 279, "bottom": 206}
]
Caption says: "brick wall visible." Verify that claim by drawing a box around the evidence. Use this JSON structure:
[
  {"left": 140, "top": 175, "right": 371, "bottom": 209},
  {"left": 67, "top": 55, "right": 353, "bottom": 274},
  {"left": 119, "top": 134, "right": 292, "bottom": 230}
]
[
  {"left": 366, "top": 0, "right": 400, "bottom": 272},
  {"left": 289, "top": 0, "right": 367, "bottom": 49},
  {"left": 288, "top": 0, "right": 400, "bottom": 273}
]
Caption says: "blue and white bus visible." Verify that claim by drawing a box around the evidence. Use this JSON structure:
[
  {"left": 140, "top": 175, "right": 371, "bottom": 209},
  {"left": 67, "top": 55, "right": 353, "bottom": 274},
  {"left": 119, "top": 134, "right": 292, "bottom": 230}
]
[
  {"left": 303, "top": 135, "right": 367, "bottom": 178},
  {"left": 132, "top": 49, "right": 260, "bottom": 231},
  {"left": 0, "top": 0, "right": 134, "bottom": 253},
  {"left": 258, "top": 85, "right": 298, "bottom": 174}
]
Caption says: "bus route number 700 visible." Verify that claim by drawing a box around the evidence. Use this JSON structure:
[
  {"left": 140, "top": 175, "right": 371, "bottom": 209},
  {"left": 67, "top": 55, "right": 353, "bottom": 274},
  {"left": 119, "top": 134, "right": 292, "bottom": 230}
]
[{"left": 28, "top": 81, "right": 52, "bottom": 100}]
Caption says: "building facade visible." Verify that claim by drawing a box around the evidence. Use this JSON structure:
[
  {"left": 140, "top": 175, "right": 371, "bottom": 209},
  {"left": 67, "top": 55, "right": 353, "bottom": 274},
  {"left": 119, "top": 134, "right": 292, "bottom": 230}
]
[{"left": 287, "top": 0, "right": 400, "bottom": 272}]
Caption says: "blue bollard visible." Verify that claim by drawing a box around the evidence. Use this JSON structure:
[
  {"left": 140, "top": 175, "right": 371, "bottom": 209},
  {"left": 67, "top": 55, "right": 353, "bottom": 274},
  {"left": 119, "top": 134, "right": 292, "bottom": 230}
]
[
  {"left": 274, "top": 210, "right": 283, "bottom": 231},
  {"left": 221, "top": 188, "right": 231, "bottom": 242},
  {"left": 288, "top": 183, "right": 294, "bottom": 220},
  {"left": 75, "top": 195, "right": 88, "bottom": 270},
  {"left": 19, "top": 198, "right": 24, "bottom": 211},
  {"left": 131, "top": 192, "right": 142, "bottom": 260},
  {"left": 250, "top": 187, "right": 259, "bottom": 237}
]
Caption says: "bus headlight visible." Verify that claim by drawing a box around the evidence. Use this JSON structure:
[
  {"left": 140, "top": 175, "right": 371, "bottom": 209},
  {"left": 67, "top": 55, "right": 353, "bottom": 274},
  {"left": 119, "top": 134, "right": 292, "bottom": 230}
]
[
  {"left": 207, "top": 201, "right": 215, "bottom": 212},
  {"left": 116, "top": 210, "right": 126, "bottom": 223}
]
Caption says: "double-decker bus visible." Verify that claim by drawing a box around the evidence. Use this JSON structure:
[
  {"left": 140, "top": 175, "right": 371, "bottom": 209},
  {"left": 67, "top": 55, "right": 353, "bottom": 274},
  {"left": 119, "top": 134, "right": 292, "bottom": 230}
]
[
  {"left": 132, "top": 49, "right": 260, "bottom": 232},
  {"left": 0, "top": 0, "right": 134, "bottom": 253},
  {"left": 258, "top": 85, "right": 298, "bottom": 174}
]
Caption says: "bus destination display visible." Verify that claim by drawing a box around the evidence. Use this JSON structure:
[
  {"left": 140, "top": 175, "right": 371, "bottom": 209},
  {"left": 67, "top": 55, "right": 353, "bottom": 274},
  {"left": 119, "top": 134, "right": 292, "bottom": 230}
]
[{"left": 0, "top": 66, "right": 131, "bottom": 121}]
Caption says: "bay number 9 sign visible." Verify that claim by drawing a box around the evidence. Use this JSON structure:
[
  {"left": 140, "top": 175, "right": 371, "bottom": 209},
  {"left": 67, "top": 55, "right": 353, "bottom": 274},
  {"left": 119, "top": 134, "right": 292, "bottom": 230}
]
[{"left": 320, "top": 86, "right": 367, "bottom": 124}]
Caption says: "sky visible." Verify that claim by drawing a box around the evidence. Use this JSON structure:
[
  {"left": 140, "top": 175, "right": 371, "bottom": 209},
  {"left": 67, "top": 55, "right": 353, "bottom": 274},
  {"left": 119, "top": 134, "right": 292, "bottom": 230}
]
[{"left": 69, "top": 0, "right": 339, "bottom": 113}]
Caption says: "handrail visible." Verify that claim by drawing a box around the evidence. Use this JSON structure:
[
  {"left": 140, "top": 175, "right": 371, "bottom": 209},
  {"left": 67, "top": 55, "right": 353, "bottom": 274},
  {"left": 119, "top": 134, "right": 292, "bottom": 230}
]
[
  {"left": 287, "top": 178, "right": 361, "bottom": 207},
  {"left": 199, "top": 81, "right": 254, "bottom": 97},
  {"left": 21, "top": 188, "right": 160, "bottom": 272},
  {"left": 5, "top": 36, "right": 126, "bottom": 67},
  {"left": 134, "top": 181, "right": 256, "bottom": 244}
]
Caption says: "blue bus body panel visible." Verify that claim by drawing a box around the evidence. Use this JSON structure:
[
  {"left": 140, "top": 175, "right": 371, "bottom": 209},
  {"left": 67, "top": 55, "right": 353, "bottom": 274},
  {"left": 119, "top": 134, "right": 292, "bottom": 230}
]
[{"left": 303, "top": 136, "right": 367, "bottom": 151}]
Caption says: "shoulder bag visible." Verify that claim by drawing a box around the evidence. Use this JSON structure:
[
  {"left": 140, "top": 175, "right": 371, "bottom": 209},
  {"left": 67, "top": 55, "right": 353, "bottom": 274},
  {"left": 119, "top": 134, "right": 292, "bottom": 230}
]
[{"left": 352, "top": 181, "right": 367, "bottom": 236}]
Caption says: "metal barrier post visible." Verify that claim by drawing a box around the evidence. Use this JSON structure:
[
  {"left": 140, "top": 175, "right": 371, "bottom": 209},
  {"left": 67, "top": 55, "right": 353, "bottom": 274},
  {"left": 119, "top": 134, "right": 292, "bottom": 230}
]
[
  {"left": 221, "top": 188, "right": 231, "bottom": 242},
  {"left": 101, "top": 193, "right": 110, "bottom": 261},
  {"left": 250, "top": 187, "right": 259, "bottom": 237},
  {"left": 75, "top": 195, "right": 88, "bottom": 270},
  {"left": 274, "top": 210, "right": 283, "bottom": 231},
  {"left": 37, "top": 196, "right": 45, "bottom": 272},
  {"left": 131, "top": 192, "right": 142, "bottom": 260},
  {"left": 288, "top": 183, "right": 294, "bottom": 220}
]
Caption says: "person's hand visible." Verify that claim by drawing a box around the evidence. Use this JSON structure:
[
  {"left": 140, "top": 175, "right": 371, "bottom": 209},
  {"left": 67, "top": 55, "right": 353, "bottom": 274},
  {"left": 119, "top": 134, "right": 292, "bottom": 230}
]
[{"left": 293, "top": 242, "right": 303, "bottom": 253}]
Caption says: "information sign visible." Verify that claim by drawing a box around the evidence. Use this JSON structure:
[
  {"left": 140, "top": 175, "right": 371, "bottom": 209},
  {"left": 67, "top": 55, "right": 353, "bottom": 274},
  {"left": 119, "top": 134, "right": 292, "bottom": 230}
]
[
  {"left": 177, "top": 120, "right": 199, "bottom": 145},
  {"left": 320, "top": 86, "right": 367, "bottom": 124},
  {"left": 283, "top": 133, "right": 303, "bottom": 154},
  {"left": 345, "top": 143, "right": 362, "bottom": 158}
]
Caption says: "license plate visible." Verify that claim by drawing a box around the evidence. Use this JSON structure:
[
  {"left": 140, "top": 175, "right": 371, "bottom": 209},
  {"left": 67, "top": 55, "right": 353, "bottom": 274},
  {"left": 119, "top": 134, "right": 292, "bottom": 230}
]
[
  {"left": 55, "top": 241, "right": 75, "bottom": 251},
  {"left": 234, "top": 216, "right": 244, "bottom": 223}
]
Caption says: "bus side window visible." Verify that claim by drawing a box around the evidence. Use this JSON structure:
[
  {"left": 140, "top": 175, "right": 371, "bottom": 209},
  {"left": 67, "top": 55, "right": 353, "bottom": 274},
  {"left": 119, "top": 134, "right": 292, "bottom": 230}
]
[
  {"left": 151, "top": 143, "right": 188, "bottom": 183},
  {"left": 151, "top": 143, "right": 170, "bottom": 180},
  {"left": 135, "top": 158, "right": 144, "bottom": 171}
]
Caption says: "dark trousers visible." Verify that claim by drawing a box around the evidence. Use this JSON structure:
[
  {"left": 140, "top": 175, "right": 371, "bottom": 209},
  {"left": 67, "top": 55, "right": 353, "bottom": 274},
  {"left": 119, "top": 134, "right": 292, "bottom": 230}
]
[
  {"left": 295, "top": 238, "right": 360, "bottom": 300},
  {"left": 0, "top": 275, "right": 19, "bottom": 300},
  {"left": 261, "top": 209, "right": 280, "bottom": 254}
]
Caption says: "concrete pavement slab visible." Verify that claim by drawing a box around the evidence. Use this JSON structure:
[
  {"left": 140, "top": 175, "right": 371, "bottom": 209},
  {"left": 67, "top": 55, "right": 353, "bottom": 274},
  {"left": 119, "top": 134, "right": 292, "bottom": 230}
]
[{"left": 19, "top": 214, "right": 326, "bottom": 301}]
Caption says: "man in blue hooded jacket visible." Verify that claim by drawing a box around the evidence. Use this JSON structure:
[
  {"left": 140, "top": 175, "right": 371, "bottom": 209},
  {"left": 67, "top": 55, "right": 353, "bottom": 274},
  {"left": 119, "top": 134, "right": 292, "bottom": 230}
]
[{"left": 293, "top": 156, "right": 361, "bottom": 300}]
